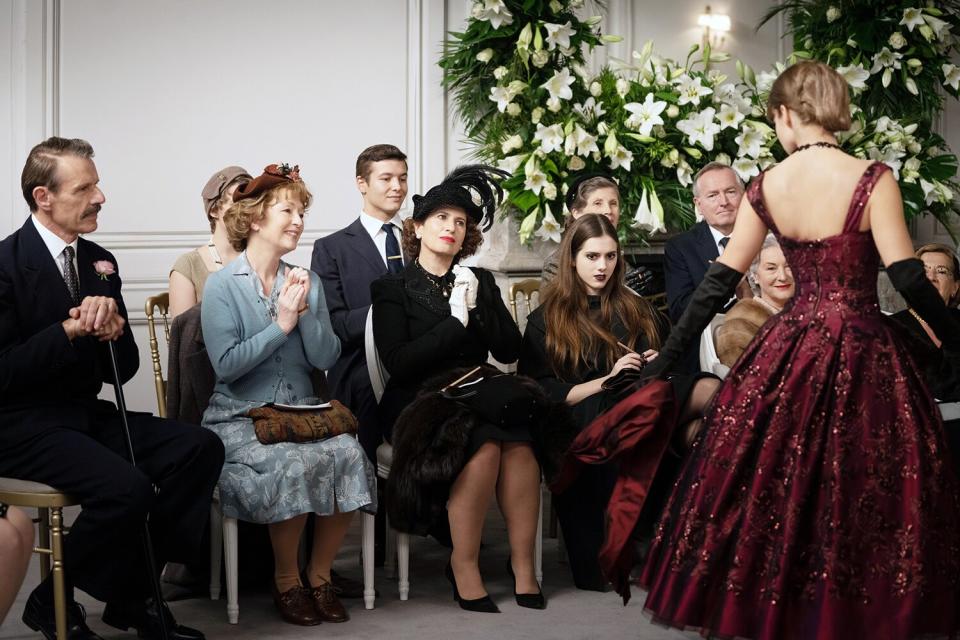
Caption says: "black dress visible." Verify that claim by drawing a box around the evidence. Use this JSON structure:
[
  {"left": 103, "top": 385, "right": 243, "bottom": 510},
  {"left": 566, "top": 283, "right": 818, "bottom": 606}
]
[
  {"left": 371, "top": 262, "right": 523, "bottom": 448},
  {"left": 518, "top": 297, "right": 691, "bottom": 590}
]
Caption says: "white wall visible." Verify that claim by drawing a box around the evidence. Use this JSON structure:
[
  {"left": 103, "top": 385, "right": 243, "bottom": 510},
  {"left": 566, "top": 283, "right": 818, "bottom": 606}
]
[{"left": 2, "top": 0, "right": 786, "bottom": 410}]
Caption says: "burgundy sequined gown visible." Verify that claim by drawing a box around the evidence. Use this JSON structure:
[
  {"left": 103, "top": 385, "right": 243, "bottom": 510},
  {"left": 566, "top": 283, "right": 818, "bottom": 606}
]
[{"left": 639, "top": 162, "right": 960, "bottom": 640}]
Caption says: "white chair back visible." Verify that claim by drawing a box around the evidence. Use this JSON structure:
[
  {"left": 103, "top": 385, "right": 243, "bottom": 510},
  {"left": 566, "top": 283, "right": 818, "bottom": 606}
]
[
  {"left": 365, "top": 307, "right": 390, "bottom": 402},
  {"left": 699, "top": 313, "right": 730, "bottom": 378}
]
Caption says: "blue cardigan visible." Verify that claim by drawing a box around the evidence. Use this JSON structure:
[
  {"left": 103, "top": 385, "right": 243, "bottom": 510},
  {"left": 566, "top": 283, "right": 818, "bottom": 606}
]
[{"left": 201, "top": 253, "right": 341, "bottom": 404}]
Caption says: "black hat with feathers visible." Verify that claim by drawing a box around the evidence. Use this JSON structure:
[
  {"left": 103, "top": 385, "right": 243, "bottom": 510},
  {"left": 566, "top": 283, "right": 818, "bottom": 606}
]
[{"left": 411, "top": 164, "right": 509, "bottom": 232}]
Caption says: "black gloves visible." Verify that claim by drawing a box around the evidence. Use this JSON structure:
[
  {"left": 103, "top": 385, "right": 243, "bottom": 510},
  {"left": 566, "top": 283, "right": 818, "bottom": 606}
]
[
  {"left": 887, "top": 258, "right": 960, "bottom": 350},
  {"left": 643, "top": 262, "right": 744, "bottom": 379},
  {"left": 624, "top": 266, "right": 657, "bottom": 297}
]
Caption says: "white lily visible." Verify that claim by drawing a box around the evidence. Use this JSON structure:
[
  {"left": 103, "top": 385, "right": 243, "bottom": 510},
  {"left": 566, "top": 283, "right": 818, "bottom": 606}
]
[
  {"left": 476, "top": 48, "right": 494, "bottom": 63},
  {"left": 608, "top": 145, "right": 634, "bottom": 172},
  {"left": 534, "top": 123, "right": 565, "bottom": 154},
  {"left": 568, "top": 156, "right": 586, "bottom": 171},
  {"left": 489, "top": 85, "right": 514, "bottom": 112},
  {"left": 923, "top": 14, "right": 951, "bottom": 40},
  {"left": 616, "top": 78, "right": 630, "bottom": 97},
  {"left": 497, "top": 154, "right": 525, "bottom": 174},
  {"left": 920, "top": 178, "right": 954, "bottom": 205},
  {"left": 541, "top": 67, "right": 575, "bottom": 102},
  {"left": 524, "top": 169, "right": 548, "bottom": 195},
  {"left": 544, "top": 21, "right": 575, "bottom": 51},
  {"left": 755, "top": 70, "right": 779, "bottom": 94},
  {"left": 944, "top": 63, "right": 960, "bottom": 91},
  {"left": 676, "top": 108, "right": 721, "bottom": 151},
  {"left": 624, "top": 93, "right": 667, "bottom": 136},
  {"left": 714, "top": 83, "right": 752, "bottom": 114},
  {"left": 732, "top": 157, "right": 760, "bottom": 181},
  {"left": 573, "top": 97, "right": 607, "bottom": 122},
  {"left": 532, "top": 50, "right": 550, "bottom": 68},
  {"left": 531, "top": 107, "right": 544, "bottom": 124},
  {"left": 836, "top": 63, "right": 870, "bottom": 90},
  {"left": 565, "top": 124, "right": 600, "bottom": 157},
  {"left": 735, "top": 126, "right": 765, "bottom": 159},
  {"left": 632, "top": 186, "right": 666, "bottom": 234},
  {"left": 677, "top": 159, "right": 694, "bottom": 187},
  {"left": 546, "top": 96, "right": 563, "bottom": 112},
  {"left": 476, "top": 0, "right": 513, "bottom": 29},
  {"left": 888, "top": 32, "right": 907, "bottom": 49},
  {"left": 902, "top": 157, "right": 921, "bottom": 183},
  {"left": 826, "top": 6, "right": 840, "bottom": 22},
  {"left": 535, "top": 208, "right": 563, "bottom": 243},
  {"left": 717, "top": 103, "right": 745, "bottom": 130},
  {"left": 493, "top": 66, "right": 509, "bottom": 80},
  {"left": 674, "top": 74, "right": 713, "bottom": 106},
  {"left": 519, "top": 208, "right": 539, "bottom": 244},
  {"left": 589, "top": 81, "right": 602, "bottom": 97},
  {"left": 871, "top": 47, "right": 903, "bottom": 73},
  {"left": 899, "top": 7, "right": 925, "bottom": 32}
]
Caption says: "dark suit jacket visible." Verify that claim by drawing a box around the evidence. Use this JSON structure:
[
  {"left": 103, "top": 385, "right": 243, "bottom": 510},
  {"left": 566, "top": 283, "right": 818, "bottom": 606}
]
[
  {"left": 311, "top": 218, "right": 388, "bottom": 407},
  {"left": 663, "top": 221, "right": 719, "bottom": 323},
  {"left": 370, "top": 265, "right": 522, "bottom": 441},
  {"left": 0, "top": 218, "right": 138, "bottom": 443}
]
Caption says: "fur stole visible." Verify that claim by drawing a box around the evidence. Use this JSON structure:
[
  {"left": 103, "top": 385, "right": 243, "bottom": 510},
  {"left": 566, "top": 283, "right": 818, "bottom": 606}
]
[
  {"left": 716, "top": 298, "right": 775, "bottom": 367},
  {"left": 386, "top": 364, "right": 577, "bottom": 536}
]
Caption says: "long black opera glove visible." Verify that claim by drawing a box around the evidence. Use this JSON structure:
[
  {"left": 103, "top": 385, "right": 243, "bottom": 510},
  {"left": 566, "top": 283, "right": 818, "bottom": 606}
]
[
  {"left": 887, "top": 258, "right": 960, "bottom": 350},
  {"left": 642, "top": 261, "right": 744, "bottom": 379}
]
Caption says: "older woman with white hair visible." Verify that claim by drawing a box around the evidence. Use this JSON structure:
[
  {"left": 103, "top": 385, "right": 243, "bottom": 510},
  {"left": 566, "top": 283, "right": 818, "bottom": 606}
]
[{"left": 715, "top": 233, "right": 795, "bottom": 367}]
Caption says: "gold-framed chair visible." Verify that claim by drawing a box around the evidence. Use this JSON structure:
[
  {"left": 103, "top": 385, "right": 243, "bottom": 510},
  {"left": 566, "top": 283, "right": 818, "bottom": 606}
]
[
  {"left": 647, "top": 291, "right": 668, "bottom": 315},
  {"left": 0, "top": 479, "right": 78, "bottom": 640},
  {"left": 144, "top": 293, "right": 170, "bottom": 418},
  {"left": 508, "top": 279, "right": 541, "bottom": 329}
]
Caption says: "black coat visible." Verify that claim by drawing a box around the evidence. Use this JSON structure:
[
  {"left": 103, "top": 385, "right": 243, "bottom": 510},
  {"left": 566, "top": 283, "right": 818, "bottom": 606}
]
[
  {"left": 663, "top": 221, "right": 719, "bottom": 323},
  {"left": 371, "top": 264, "right": 522, "bottom": 440}
]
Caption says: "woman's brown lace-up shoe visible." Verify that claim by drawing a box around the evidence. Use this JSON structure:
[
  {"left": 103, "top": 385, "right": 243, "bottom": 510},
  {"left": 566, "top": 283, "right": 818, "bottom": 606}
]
[
  {"left": 309, "top": 578, "right": 350, "bottom": 622},
  {"left": 272, "top": 584, "right": 322, "bottom": 626}
]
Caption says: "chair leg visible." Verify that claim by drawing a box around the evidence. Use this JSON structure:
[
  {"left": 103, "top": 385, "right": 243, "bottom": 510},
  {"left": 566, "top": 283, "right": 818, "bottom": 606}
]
[
  {"left": 361, "top": 512, "right": 376, "bottom": 610},
  {"left": 384, "top": 510, "right": 396, "bottom": 579},
  {"left": 535, "top": 489, "right": 543, "bottom": 584},
  {"left": 38, "top": 507, "right": 51, "bottom": 578},
  {"left": 50, "top": 508, "right": 68, "bottom": 640},
  {"left": 224, "top": 517, "right": 239, "bottom": 624},
  {"left": 397, "top": 532, "right": 409, "bottom": 601},
  {"left": 209, "top": 504, "right": 223, "bottom": 600}
]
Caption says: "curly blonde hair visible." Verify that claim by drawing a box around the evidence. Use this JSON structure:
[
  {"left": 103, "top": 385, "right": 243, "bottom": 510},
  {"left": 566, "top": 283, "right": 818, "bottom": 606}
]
[{"left": 222, "top": 182, "right": 312, "bottom": 252}]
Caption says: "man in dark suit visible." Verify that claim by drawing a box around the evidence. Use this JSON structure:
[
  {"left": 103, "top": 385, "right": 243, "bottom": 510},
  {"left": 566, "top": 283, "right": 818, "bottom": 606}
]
[
  {"left": 311, "top": 144, "right": 408, "bottom": 462},
  {"left": 664, "top": 162, "right": 747, "bottom": 322},
  {"left": 0, "top": 137, "right": 224, "bottom": 640}
]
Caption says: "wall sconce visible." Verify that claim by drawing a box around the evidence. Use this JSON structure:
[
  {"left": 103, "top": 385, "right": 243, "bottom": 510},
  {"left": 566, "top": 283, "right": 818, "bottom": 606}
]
[{"left": 698, "top": 5, "right": 731, "bottom": 51}]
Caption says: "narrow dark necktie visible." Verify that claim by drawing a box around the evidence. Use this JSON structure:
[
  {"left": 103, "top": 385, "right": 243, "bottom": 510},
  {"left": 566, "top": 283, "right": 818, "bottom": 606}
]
[
  {"left": 61, "top": 245, "right": 80, "bottom": 304},
  {"left": 718, "top": 236, "right": 730, "bottom": 252},
  {"left": 382, "top": 223, "right": 403, "bottom": 274}
]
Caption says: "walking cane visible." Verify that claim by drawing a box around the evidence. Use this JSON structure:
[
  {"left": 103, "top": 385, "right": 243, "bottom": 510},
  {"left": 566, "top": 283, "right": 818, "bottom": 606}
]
[{"left": 106, "top": 340, "right": 171, "bottom": 640}]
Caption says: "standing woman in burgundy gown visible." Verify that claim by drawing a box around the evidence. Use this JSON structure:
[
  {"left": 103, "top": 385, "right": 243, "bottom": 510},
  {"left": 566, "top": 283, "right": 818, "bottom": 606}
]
[{"left": 638, "top": 61, "right": 960, "bottom": 639}]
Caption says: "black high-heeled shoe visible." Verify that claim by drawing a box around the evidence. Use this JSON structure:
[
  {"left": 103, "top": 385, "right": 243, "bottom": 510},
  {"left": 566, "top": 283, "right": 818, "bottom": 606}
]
[
  {"left": 445, "top": 562, "right": 500, "bottom": 613},
  {"left": 506, "top": 558, "right": 546, "bottom": 609}
]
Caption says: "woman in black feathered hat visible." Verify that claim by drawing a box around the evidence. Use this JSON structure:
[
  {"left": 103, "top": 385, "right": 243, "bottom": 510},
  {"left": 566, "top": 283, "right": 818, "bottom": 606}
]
[{"left": 371, "top": 165, "right": 570, "bottom": 613}]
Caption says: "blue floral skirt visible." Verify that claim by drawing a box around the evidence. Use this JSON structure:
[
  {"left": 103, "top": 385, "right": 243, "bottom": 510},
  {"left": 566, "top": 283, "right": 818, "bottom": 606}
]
[{"left": 202, "top": 392, "right": 377, "bottom": 523}]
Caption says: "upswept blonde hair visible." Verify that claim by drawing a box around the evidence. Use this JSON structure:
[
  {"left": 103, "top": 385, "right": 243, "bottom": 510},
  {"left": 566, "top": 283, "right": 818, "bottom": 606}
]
[{"left": 767, "top": 61, "right": 852, "bottom": 133}]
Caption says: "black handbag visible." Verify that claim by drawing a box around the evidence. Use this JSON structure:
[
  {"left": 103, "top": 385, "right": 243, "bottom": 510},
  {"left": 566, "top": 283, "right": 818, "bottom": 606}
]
[{"left": 439, "top": 371, "right": 543, "bottom": 428}]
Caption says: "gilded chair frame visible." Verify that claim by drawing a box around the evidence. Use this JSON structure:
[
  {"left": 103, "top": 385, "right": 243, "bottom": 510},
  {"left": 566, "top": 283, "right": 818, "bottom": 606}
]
[{"left": 144, "top": 293, "right": 170, "bottom": 418}]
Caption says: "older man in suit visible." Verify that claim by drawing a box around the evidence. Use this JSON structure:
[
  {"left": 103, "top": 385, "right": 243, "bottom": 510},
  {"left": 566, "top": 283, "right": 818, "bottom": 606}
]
[{"left": 0, "top": 137, "right": 224, "bottom": 640}]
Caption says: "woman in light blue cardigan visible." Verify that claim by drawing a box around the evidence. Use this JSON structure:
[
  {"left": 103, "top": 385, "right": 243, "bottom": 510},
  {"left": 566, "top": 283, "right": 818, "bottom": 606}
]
[{"left": 201, "top": 164, "right": 376, "bottom": 626}]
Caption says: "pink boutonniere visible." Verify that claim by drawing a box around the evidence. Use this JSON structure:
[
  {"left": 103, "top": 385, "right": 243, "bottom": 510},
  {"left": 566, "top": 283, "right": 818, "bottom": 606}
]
[{"left": 93, "top": 260, "right": 116, "bottom": 281}]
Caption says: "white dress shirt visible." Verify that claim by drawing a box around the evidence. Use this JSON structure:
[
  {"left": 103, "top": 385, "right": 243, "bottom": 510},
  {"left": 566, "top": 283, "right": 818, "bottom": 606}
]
[
  {"left": 358, "top": 210, "right": 405, "bottom": 268},
  {"left": 708, "top": 225, "right": 730, "bottom": 255},
  {"left": 31, "top": 214, "right": 78, "bottom": 278}
]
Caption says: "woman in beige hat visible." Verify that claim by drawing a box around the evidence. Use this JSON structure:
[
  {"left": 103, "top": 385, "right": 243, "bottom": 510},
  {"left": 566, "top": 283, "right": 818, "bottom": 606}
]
[{"left": 168, "top": 165, "right": 251, "bottom": 317}]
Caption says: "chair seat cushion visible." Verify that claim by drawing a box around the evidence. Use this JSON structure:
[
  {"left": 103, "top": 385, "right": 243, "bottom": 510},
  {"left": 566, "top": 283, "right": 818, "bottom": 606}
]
[{"left": 0, "top": 477, "right": 63, "bottom": 493}]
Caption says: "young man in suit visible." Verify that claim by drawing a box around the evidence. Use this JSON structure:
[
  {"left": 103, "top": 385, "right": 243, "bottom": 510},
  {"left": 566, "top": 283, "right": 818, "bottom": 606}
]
[
  {"left": 311, "top": 143, "right": 408, "bottom": 575},
  {"left": 0, "top": 137, "right": 224, "bottom": 640},
  {"left": 311, "top": 144, "right": 408, "bottom": 462}
]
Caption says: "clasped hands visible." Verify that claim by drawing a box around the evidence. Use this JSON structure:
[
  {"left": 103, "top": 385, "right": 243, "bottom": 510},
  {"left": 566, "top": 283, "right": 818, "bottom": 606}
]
[
  {"left": 62, "top": 296, "right": 125, "bottom": 342},
  {"left": 276, "top": 267, "right": 310, "bottom": 334},
  {"left": 449, "top": 265, "right": 478, "bottom": 327}
]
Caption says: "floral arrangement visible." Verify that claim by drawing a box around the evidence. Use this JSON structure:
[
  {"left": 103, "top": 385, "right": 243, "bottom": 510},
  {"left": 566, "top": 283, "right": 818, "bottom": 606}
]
[
  {"left": 441, "top": 0, "right": 960, "bottom": 245},
  {"left": 762, "top": 0, "right": 960, "bottom": 230}
]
